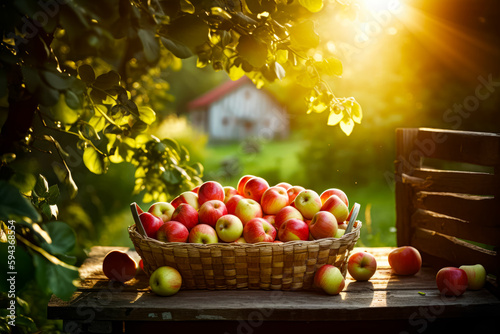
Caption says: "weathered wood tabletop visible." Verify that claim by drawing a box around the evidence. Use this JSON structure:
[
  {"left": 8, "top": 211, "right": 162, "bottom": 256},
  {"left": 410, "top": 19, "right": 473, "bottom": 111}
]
[{"left": 48, "top": 246, "right": 500, "bottom": 334}]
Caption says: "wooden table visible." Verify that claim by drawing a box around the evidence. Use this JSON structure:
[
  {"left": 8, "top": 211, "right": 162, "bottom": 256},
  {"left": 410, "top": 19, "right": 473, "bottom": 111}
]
[{"left": 48, "top": 247, "right": 500, "bottom": 334}]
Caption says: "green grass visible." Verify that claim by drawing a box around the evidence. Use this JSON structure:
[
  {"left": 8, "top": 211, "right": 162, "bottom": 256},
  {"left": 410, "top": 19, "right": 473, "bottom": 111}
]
[{"left": 201, "top": 134, "right": 397, "bottom": 247}]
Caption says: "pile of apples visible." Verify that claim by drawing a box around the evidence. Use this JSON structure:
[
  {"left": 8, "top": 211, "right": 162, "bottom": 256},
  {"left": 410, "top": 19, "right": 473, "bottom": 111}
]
[{"left": 133, "top": 175, "right": 357, "bottom": 245}]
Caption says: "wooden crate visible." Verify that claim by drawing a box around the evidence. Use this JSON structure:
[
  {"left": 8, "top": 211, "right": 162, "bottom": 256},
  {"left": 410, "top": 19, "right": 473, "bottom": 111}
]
[{"left": 395, "top": 128, "right": 500, "bottom": 288}]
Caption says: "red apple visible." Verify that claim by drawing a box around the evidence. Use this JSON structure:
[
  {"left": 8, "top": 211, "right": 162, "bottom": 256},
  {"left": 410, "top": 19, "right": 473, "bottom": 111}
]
[
  {"left": 237, "top": 175, "right": 255, "bottom": 195},
  {"left": 309, "top": 211, "right": 338, "bottom": 240},
  {"left": 133, "top": 203, "right": 144, "bottom": 215},
  {"left": 198, "top": 181, "right": 225, "bottom": 206},
  {"left": 388, "top": 246, "right": 422, "bottom": 276},
  {"left": 191, "top": 185, "right": 201, "bottom": 194},
  {"left": 171, "top": 203, "right": 199, "bottom": 231},
  {"left": 188, "top": 224, "right": 218, "bottom": 244},
  {"left": 138, "top": 212, "right": 164, "bottom": 238},
  {"left": 171, "top": 191, "right": 199, "bottom": 210},
  {"left": 261, "top": 186, "right": 289, "bottom": 215},
  {"left": 320, "top": 188, "right": 348, "bottom": 207},
  {"left": 225, "top": 194, "right": 244, "bottom": 215},
  {"left": 275, "top": 182, "right": 292, "bottom": 190},
  {"left": 262, "top": 215, "right": 276, "bottom": 228},
  {"left": 243, "top": 218, "right": 276, "bottom": 243},
  {"left": 287, "top": 185, "right": 305, "bottom": 205},
  {"left": 314, "top": 264, "right": 345, "bottom": 295},
  {"left": 321, "top": 195, "right": 349, "bottom": 223},
  {"left": 157, "top": 221, "right": 189, "bottom": 243},
  {"left": 294, "top": 189, "right": 322, "bottom": 220},
  {"left": 348, "top": 252, "right": 377, "bottom": 281},
  {"left": 223, "top": 186, "right": 238, "bottom": 204},
  {"left": 278, "top": 218, "right": 309, "bottom": 242},
  {"left": 274, "top": 206, "right": 303, "bottom": 230},
  {"left": 198, "top": 200, "right": 228, "bottom": 227},
  {"left": 436, "top": 267, "right": 468, "bottom": 296},
  {"left": 148, "top": 202, "right": 176, "bottom": 223},
  {"left": 234, "top": 198, "right": 263, "bottom": 225},
  {"left": 102, "top": 250, "right": 137, "bottom": 282},
  {"left": 242, "top": 177, "right": 269, "bottom": 203}
]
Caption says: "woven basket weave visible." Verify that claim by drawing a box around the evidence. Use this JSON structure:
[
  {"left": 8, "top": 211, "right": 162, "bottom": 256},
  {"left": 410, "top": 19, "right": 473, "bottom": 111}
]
[{"left": 128, "top": 221, "right": 361, "bottom": 291}]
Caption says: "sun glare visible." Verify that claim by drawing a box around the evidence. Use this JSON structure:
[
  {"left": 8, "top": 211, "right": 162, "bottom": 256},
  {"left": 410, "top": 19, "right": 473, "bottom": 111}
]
[{"left": 359, "top": 0, "right": 403, "bottom": 13}]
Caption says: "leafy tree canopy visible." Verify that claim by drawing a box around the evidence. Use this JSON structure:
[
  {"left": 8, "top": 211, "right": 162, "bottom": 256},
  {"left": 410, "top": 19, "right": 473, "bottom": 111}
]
[{"left": 0, "top": 0, "right": 360, "bottom": 330}]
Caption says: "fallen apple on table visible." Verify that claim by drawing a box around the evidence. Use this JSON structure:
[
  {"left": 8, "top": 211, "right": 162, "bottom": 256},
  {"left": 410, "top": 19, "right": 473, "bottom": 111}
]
[
  {"left": 459, "top": 264, "right": 486, "bottom": 290},
  {"left": 388, "top": 246, "right": 422, "bottom": 276},
  {"left": 102, "top": 250, "right": 137, "bottom": 283},
  {"left": 314, "top": 264, "right": 345, "bottom": 295},
  {"left": 436, "top": 267, "right": 468, "bottom": 297},
  {"left": 149, "top": 266, "right": 182, "bottom": 296},
  {"left": 348, "top": 251, "right": 377, "bottom": 281}
]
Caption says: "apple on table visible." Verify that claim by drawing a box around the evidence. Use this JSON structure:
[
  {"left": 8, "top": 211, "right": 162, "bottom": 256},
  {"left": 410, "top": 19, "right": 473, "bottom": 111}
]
[
  {"left": 314, "top": 264, "right": 345, "bottom": 295},
  {"left": 348, "top": 251, "right": 377, "bottom": 281},
  {"left": 436, "top": 267, "right": 468, "bottom": 296},
  {"left": 388, "top": 246, "right": 422, "bottom": 276},
  {"left": 459, "top": 264, "right": 486, "bottom": 290},
  {"left": 102, "top": 250, "right": 137, "bottom": 283},
  {"left": 149, "top": 266, "right": 182, "bottom": 296}
]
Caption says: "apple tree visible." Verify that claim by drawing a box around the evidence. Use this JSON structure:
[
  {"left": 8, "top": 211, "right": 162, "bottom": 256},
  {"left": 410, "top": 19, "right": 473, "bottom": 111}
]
[{"left": 0, "top": 0, "right": 360, "bottom": 331}]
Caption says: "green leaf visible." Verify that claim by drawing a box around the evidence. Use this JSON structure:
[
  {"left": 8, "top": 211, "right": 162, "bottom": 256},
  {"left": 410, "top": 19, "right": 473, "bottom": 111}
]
[
  {"left": 228, "top": 65, "right": 245, "bottom": 81},
  {"left": 65, "top": 90, "right": 82, "bottom": 110},
  {"left": 41, "top": 71, "right": 72, "bottom": 90},
  {"left": 340, "top": 117, "right": 354, "bottom": 136},
  {"left": 0, "top": 181, "right": 41, "bottom": 222},
  {"left": 274, "top": 62, "right": 286, "bottom": 80},
  {"left": 138, "top": 29, "right": 160, "bottom": 63},
  {"left": 42, "top": 221, "right": 76, "bottom": 254},
  {"left": 236, "top": 35, "right": 268, "bottom": 68},
  {"left": 299, "top": 0, "right": 324, "bottom": 13},
  {"left": 351, "top": 100, "right": 362, "bottom": 124},
  {"left": 327, "top": 108, "right": 343, "bottom": 126},
  {"left": 94, "top": 71, "right": 120, "bottom": 90},
  {"left": 34, "top": 174, "right": 49, "bottom": 197},
  {"left": 138, "top": 106, "right": 156, "bottom": 125},
  {"left": 47, "top": 185, "right": 59, "bottom": 205},
  {"left": 83, "top": 147, "right": 108, "bottom": 174},
  {"left": 78, "top": 64, "right": 95, "bottom": 84},
  {"left": 191, "top": 162, "right": 204, "bottom": 177},
  {"left": 33, "top": 254, "right": 79, "bottom": 301},
  {"left": 323, "top": 57, "right": 343, "bottom": 77},
  {"left": 50, "top": 94, "right": 80, "bottom": 124},
  {"left": 160, "top": 37, "right": 193, "bottom": 59},
  {"left": 290, "top": 20, "right": 319, "bottom": 50},
  {"left": 180, "top": 0, "right": 195, "bottom": 14},
  {"left": 51, "top": 163, "right": 78, "bottom": 199}
]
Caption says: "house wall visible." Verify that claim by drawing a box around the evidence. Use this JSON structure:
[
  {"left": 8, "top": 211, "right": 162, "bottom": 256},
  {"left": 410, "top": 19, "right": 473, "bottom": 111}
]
[{"left": 207, "top": 84, "right": 288, "bottom": 141}]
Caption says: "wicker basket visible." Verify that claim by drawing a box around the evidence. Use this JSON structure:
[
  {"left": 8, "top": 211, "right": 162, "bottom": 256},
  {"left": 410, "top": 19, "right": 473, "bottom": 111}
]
[{"left": 128, "top": 221, "right": 361, "bottom": 291}]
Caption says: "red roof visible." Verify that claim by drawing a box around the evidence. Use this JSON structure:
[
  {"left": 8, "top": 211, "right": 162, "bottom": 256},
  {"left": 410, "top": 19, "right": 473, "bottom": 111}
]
[{"left": 187, "top": 76, "right": 252, "bottom": 110}]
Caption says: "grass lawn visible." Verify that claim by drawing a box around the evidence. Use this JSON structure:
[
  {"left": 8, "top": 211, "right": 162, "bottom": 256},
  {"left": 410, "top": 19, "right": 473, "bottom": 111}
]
[{"left": 200, "top": 134, "right": 397, "bottom": 247}]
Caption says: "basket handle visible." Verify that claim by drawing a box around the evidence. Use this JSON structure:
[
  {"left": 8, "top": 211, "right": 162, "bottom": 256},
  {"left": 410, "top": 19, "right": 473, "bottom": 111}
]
[
  {"left": 344, "top": 202, "right": 360, "bottom": 234},
  {"left": 130, "top": 202, "right": 147, "bottom": 237}
]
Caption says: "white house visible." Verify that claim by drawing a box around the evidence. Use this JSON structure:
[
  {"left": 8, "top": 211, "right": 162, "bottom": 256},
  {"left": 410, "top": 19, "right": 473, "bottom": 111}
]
[{"left": 187, "top": 77, "right": 289, "bottom": 141}]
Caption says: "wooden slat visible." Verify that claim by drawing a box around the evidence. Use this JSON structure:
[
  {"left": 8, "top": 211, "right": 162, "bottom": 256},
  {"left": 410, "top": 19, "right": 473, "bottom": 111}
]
[
  {"left": 395, "top": 128, "right": 420, "bottom": 246},
  {"left": 404, "top": 168, "right": 497, "bottom": 195},
  {"left": 411, "top": 227, "right": 499, "bottom": 276},
  {"left": 413, "top": 191, "right": 499, "bottom": 227},
  {"left": 416, "top": 128, "right": 500, "bottom": 166},
  {"left": 411, "top": 209, "right": 500, "bottom": 246}
]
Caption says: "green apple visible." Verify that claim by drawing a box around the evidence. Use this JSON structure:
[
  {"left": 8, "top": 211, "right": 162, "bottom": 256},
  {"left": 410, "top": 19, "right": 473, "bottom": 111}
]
[
  {"left": 149, "top": 266, "right": 182, "bottom": 296},
  {"left": 459, "top": 264, "right": 486, "bottom": 290},
  {"left": 294, "top": 189, "right": 322, "bottom": 220},
  {"left": 215, "top": 214, "right": 244, "bottom": 242}
]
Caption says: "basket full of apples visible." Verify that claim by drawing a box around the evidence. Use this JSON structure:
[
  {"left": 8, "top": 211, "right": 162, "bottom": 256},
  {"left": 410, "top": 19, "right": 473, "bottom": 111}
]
[{"left": 128, "top": 175, "right": 362, "bottom": 291}]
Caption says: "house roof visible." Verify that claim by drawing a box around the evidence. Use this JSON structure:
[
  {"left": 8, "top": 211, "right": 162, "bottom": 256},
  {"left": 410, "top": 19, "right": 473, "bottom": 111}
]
[{"left": 187, "top": 76, "right": 253, "bottom": 110}]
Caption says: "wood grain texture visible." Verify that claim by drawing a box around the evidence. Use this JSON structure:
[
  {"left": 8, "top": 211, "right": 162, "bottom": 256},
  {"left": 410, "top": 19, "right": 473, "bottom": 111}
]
[{"left": 48, "top": 246, "right": 500, "bottom": 328}]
